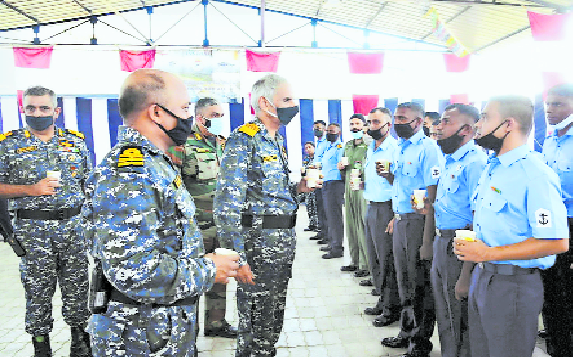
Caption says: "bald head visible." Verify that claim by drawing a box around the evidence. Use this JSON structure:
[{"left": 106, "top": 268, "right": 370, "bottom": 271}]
[{"left": 119, "top": 69, "right": 179, "bottom": 122}]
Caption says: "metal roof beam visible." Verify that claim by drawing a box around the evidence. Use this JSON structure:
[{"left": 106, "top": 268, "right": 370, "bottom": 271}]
[
  {"left": 431, "top": 0, "right": 545, "bottom": 7},
  {"left": 72, "top": 0, "right": 93, "bottom": 15},
  {"left": 523, "top": 0, "right": 569, "bottom": 12},
  {"left": 0, "top": 0, "right": 39, "bottom": 23},
  {"left": 365, "top": 1, "right": 388, "bottom": 28},
  {"left": 474, "top": 25, "right": 530, "bottom": 53}
]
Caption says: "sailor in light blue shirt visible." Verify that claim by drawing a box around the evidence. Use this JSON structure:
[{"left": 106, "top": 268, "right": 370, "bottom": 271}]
[
  {"left": 314, "top": 120, "right": 329, "bottom": 165},
  {"left": 321, "top": 136, "right": 343, "bottom": 182},
  {"left": 540, "top": 84, "right": 573, "bottom": 357},
  {"left": 431, "top": 104, "right": 487, "bottom": 357},
  {"left": 363, "top": 135, "right": 397, "bottom": 203},
  {"left": 455, "top": 96, "right": 569, "bottom": 357}
]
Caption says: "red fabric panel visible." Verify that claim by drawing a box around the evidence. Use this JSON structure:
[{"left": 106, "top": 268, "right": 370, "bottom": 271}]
[
  {"left": 246, "top": 50, "right": 280, "bottom": 72},
  {"left": 443, "top": 54, "right": 470, "bottom": 73},
  {"left": 450, "top": 94, "right": 469, "bottom": 105},
  {"left": 347, "top": 52, "right": 384, "bottom": 74},
  {"left": 119, "top": 50, "right": 156, "bottom": 72},
  {"left": 248, "top": 92, "right": 255, "bottom": 114},
  {"left": 542, "top": 72, "right": 567, "bottom": 100},
  {"left": 352, "top": 95, "right": 379, "bottom": 115},
  {"left": 528, "top": 11, "right": 571, "bottom": 41},
  {"left": 13, "top": 46, "right": 53, "bottom": 69},
  {"left": 17, "top": 90, "right": 24, "bottom": 113}
]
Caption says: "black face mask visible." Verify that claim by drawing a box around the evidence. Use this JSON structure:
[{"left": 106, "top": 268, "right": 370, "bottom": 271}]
[
  {"left": 475, "top": 120, "right": 509, "bottom": 155},
  {"left": 367, "top": 123, "right": 389, "bottom": 141},
  {"left": 437, "top": 126, "right": 466, "bottom": 154},
  {"left": 326, "top": 133, "right": 338, "bottom": 142},
  {"left": 313, "top": 129, "right": 324, "bottom": 137},
  {"left": 155, "top": 104, "right": 193, "bottom": 146},
  {"left": 394, "top": 119, "right": 417, "bottom": 139},
  {"left": 26, "top": 115, "right": 54, "bottom": 131},
  {"left": 276, "top": 106, "right": 299, "bottom": 126},
  {"left": 423, "top": 126, "right": 431, "bottom": 136}
]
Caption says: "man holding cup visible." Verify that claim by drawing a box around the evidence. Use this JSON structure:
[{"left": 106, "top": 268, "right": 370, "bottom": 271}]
[
  {"left": 455, "top": 96, "right": 569, "bottom": 357},
  {"left": 428, "top": 104, "right": 486, "bottom": 357},
  {"left": 338, "top": 114, "right": 370, "bottom": 276},
  {"left": 380, "top": 102, "right": 441, "bottom": 357},
  {"left": 0, "top": 86, "right": 93, "bottom": 357},
  {"left": 361, "top": 107, "right": 401, "bottom": 327}
]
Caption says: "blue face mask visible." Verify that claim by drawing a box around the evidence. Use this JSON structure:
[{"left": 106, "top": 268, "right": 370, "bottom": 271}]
[
  {"left": 351, "top": 130, "right": 363, "bottom": 140},
  {"left": 205, "top": 117, "right": 224, "bottom": 136}
]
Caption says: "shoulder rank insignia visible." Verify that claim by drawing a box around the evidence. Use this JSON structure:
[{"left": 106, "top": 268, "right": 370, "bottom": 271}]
[
  {"left": 238, "top": 123, "right": 260, "bottom": 137},
  {"left": 17, "top": 146, "right": 37, "bottom": 153},
  {"left": 263, "top": 155, "right": 278, "bottom": 162},
  {"left": 173, "top": 175, "right": 182, "bottom": 189},
  {"left": 118, "top": 146, "right": 144, "bottom": 168},
  {"left": 0, "top": 131, "right": 14, "bottom": 142},
  {"left": 336, "top": 144, "right": 342, "bottom": 149},
  {"left": 66, "top": 129, "right": 85, "bottom": 139},
  {"left": 195, "top": 147, "right": 210, "bottom": 153}
]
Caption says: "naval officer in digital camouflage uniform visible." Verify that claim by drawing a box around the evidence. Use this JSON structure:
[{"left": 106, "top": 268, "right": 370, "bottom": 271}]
[
  {"left": 83, "top": 69, "right": 240, "bottom": 357},
  {"left": 168, "top": 97, "right": 238, "bottom": 338},
  {"left": 215, "top": 74, "right": 313, "bottom": 357},
  {"left": 0, "top": 85, "right": 92, "bottom": 357}
]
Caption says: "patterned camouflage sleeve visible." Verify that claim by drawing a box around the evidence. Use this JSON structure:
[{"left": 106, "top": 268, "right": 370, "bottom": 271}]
[
  {"left": 91, "top": 161, "right": 216, "bottom": 302},
  {"left": 215, "top": 131, "right": 251, "bottom": 266},
  {"left": 77, "top": 138, "right": 93, "bottom": 187}
]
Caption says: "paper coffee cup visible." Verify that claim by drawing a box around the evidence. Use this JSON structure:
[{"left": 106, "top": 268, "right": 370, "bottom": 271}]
[
  {"left": 340, "top": 157, "right": 349, "bottom": 166},
  {"left": 413, "top": 189, "right": 426, "bottom": 209},
  {"left": 215, "top": 248, "right": 238, "bottom": 255},
  {"left": 455, "top": 230, "right": 477, "bottom": 242},
  {"left": 377, "top": 160, "right": 391, "bottom": 174},
  {"left": 47, "top": 170, "right": 61, "bottom": 180}
]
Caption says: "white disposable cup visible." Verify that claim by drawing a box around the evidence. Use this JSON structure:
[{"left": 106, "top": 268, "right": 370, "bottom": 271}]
[
  {"left": 455, "top": 230, "right": 477, "bottom": 242},
  {"left": 413, "top": 189, "right": 426, "bottom": 209},
  {"left": 340, "top": 157, "right": 349, "bottom": 166},
  {"left": 377, "top": 160, "right": 391, "bottom": 174},
  {"left": 214, "top": 248, "right": 238, "bottom": 255},
  {"left": 47, "top": 170, "right": 61, "bottom": 180}
]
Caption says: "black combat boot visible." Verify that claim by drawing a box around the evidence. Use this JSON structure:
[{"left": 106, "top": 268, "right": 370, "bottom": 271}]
[
  {"left": 70, "top": 326, "right": 92, "bottom": 357},
  {"left": 32, "top": 335, "right": 52, "bottom": 357}
]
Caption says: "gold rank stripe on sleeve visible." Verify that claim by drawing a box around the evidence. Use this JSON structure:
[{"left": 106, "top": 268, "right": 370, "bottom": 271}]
[
  {"left": 0, "top": 130, "right": 14, "bottom": 142},
  {"left": 336, "top": 144, "right": 342, "bottom": 149},
  {"left": 195, "top": 148, "right": 210, "bottom": 153},
  {"left": 238, "top": 123, "right": 260, "bottom": 137},
  {"left": 118, "top": 146, "right": 144, "bottom": 168},
  {"left": 263, "top": 155, "right": 279, "bottom": 162},
  {"left": 173, "top": 175, "right": 182, "bottom": 189},
  {"left": 17, "top": 146, "right": 37, "bottom": 153}
]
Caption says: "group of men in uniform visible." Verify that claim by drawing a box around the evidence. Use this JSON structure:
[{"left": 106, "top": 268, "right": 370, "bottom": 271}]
[
  {"left": 304, "top": 94, "right": 571, "bottom": 357},
  {"left": 1, "top": 68, "right": 571, "bottom": 357}
]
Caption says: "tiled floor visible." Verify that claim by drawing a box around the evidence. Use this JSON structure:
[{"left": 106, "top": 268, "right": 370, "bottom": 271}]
[{"left": 0, "top": 205, "right": 550, "bottom": 356}]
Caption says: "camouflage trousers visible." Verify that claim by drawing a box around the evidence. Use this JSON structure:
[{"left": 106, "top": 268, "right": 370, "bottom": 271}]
[
  {"left": 15, "top": 215, "right": 89, "bottom": 336},
  {"left": 88, "top": 302, "right": 197, "bottom": 357},
  {"left": 198, "top": 226, "right": 227, "bottom": 330},
  {"left": 236, "top": 227, "right": 295, "bottom": 357},
  {"left": 305, "top": 191, "right": 319, "bottom": 228}
]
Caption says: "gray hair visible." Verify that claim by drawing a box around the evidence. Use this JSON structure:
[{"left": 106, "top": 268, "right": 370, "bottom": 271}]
[
  {"left": 24, "top": 85, "right": 57, "bottom": 107},
  {"left": 195, "top": 97, "right": 219, "bottom": 116},
  {"left": 251, "top": 74, "right": 288, "bottom": 113}
]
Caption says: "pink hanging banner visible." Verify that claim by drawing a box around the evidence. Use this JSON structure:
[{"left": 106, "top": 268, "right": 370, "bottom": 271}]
[
  {"left": 246, "top": 50, "right": 280, "bottom": 72},
  {"left": 17, "top": 90, "right": 24, "bottom": 112},
  {"left": 248, "top": 92, "right": 255, "bottom": 114},
  {"left": 528, "top": 11, "right": 572, "bottom": 41},
  {"left": 347, "top": 52, "right": 384, "bottom": 74},
  {"left": 352, "top": 95, "right": 379, "bottom": 115},
  {"left": 450, "top": 94, "right": 469, "bottom": 105},
  {"left": 119, "top": 49, "right": 156, "bottom": 72},
  {"left": 443, "top": 54, "right": 470, "bottom": 73},
  {"left": 13, "top": 46, "right": 54, "bottom": 69}
]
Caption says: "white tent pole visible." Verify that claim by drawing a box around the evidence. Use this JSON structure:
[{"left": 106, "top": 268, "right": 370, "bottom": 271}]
[{"left": 260, "top": 0, "right": 265, "bottom": 47}]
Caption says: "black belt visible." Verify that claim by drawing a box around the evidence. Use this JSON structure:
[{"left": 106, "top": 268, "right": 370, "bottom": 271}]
[
  {"left": 478, "top": 262, "right": 538, "bottom": 276},
  {"left": 16, "top": 207, "right": 81, "bottom": 220},
  {"left": 110, "top": 288, "right": 197, "bottom": 308},
  {"left": 436, "top": 226, "right": 470, "bottom": 238},
  {"left": 369, "top": 200, "right": 392, "bottom": 207},
  {"left": 241, "top": 214, "right": 296, "bottom": 229},
  {"left": 394, "top": 213, "right": 423, "bottom": 221}
]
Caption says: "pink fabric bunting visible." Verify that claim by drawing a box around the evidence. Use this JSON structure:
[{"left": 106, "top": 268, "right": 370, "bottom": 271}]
[
  {"left": 119, "top": 50, "right": 156, "bottom": 72},
  {"left": 246, "top": 50, "right": 280, "bottom": 72},
  {"left": 352, "top": 95, "right": 379, "bottom": 115},
  {"left": 528, "top": 11, "right": 572, "bottom": 41},
  {"left": 17, "top": 90, "right": 24, "bottom": 112},
  {"left": 13, "top": 46, "right": 54, "bottom": 69},
  {"left": 450, "top": 94, "right": 469, "bottom": 105},
  {"left": 347, "top": 52, "right": 384, "bottom": 74},
  {"left": 443, "top": 54, "right": 470, "bottom": 73},
  {"left": 248, "top": 92, "right": 255, "bottom": 114}
]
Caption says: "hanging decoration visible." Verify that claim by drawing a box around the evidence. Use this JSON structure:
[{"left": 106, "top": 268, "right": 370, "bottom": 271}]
[{"left": 425, "top": 7, "right": 470, "bottom": 57}]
